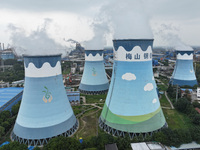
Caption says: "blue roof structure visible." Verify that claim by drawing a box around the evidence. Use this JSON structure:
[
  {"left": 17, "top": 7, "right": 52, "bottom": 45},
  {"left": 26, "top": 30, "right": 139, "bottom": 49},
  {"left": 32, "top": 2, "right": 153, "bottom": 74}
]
[
  {"left": 0, "top": 87, "right": 23, "bottom": 111},
  {"left": 0, "top": 141, "right": 10, "bottom": 147}
]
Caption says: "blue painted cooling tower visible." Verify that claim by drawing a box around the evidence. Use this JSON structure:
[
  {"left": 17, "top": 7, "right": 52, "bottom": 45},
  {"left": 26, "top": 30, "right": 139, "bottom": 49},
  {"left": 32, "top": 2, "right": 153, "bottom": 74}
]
[
  {"left": 170, "top": 50, "right": 197, "bottom": 87},
  {"left": 79, "top": 50, "right": 109, "bottom": 94},
  {"left": 11, "top": 55, "right": 78, "bottom": 146},
  {"left": 99, "top": 39, "right": 166, "bottom": 138}
]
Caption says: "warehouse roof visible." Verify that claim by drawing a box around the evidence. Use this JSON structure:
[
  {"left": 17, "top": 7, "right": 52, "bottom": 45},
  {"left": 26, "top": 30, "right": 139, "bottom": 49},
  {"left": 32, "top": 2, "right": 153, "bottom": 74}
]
[{"left": 0, "top": 87, "right": 23, "bottom": 107}]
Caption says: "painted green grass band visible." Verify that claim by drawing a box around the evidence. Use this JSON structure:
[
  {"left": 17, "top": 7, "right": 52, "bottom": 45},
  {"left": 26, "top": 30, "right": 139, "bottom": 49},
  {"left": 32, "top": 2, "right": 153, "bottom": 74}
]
[
  {"left": 100, "top": 110, "right": 166, "bottom": 133},
  {"left": 101, "top": 104, "right": 161, "bottom": 124}
]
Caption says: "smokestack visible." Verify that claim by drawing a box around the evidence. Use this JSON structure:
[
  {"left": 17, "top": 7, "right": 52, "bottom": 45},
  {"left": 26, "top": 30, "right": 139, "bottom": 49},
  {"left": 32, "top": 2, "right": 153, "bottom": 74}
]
[
  {"left": 11, "top": 54, "right": 78, "bottom": 146},
  {"left": 0, "top": 43, "right": 1, "bottom": 50},
  {"left": 99, "top": 39, "right": 167, "bottom": 138},
  {"left": 2, "top": 43, "right": 4, "bottom": 50},
  {"left": 79, "top": 50, "right": 109, "bottom": 94}
]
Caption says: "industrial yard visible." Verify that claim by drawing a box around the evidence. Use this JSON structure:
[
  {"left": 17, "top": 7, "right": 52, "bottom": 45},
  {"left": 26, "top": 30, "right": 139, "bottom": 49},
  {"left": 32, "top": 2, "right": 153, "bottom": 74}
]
[{"left": 0, "top": 1, "right": 200, "bottom": 149}]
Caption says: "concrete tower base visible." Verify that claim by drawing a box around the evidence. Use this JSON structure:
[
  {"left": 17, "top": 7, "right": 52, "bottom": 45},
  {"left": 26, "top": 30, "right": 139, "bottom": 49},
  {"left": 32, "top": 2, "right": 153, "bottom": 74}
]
[
  {"left": 99, "top": 118, "right": 167, "bottom": 139},
  {"left": 79, "top": 89, "right": 108, "bottom": 95},
  {"left": 11, "top": 120, "right": 78, "bottom": 146}
]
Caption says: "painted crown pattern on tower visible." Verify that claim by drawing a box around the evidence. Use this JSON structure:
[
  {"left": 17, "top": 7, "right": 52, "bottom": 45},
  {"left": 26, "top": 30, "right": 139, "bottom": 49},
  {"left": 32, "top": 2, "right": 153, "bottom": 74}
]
[
  {"left": 79, "top": 50, "right": 109, "bottom": 94},
  {"left": 11, "top": 55, "right": 78, "bottom": 146},
  {"left": 170, "top": 50, "right": 197, "bottom": 86},
  {"left": 99, "top": 39, "right": 166, "bottom": 138}
]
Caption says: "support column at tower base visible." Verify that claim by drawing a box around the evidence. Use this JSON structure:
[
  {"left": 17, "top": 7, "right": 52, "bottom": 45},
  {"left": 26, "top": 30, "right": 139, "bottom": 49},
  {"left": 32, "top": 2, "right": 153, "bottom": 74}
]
[
  {"left": 11, "top": 120, "right": 79, "bottom": 146},
  {"left": 79, "top": 89, "right": 108, "bottom": 95},
  {"left": 99, "top": 118, "right": 167, "bottom": 139}
]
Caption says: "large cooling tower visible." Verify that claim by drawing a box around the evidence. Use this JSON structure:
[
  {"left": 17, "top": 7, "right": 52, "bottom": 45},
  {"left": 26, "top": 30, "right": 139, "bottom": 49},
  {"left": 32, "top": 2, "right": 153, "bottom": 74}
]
[
  {"left": 11, "top": 55, "right": 78, "bottom": 146},
  {"left": 170, "top": 50, "right": 197, "bottom": 86},
  {"left": 79, "top": 50, "right": 109, "bottom": 94},
  {"left": 99, "top": 39, "right": 166, "bottom": 138}
]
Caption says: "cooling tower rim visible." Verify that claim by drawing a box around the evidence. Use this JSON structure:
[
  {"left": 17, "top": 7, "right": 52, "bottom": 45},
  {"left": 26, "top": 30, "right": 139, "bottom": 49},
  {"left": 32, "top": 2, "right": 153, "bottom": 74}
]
[
  {"left": 175, "top": 49, "right": 193, "bottom": 52},
  {"left": 22, "top": 54, "right": 62, "bottom": 58},
  {"left": 84, "top": 49, "right": 104, "bottom": 51},
  {"left": 113, "top": 38, "right": 154, "bottom": 41}
]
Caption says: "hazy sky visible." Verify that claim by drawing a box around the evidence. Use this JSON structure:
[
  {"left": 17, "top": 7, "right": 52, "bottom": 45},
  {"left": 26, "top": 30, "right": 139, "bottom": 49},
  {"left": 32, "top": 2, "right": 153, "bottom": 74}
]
[{"left": 0, "top": 0, "right": 200, "bottom": 53}]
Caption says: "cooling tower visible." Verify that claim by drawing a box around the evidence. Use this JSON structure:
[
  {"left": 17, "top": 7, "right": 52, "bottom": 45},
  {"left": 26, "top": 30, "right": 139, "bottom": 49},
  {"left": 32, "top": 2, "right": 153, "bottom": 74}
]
[
  {"left": 99, "top": 39, "right": 166, "bottom": 138},
  {"left": 11, "top": 55, "right": 78, "bottom": 146},
  {"left": 170, "top": 50, "right": 197, "bottom": 87},
  {"left": 79, "top": 50, "right": 109, "bottom": 94}
]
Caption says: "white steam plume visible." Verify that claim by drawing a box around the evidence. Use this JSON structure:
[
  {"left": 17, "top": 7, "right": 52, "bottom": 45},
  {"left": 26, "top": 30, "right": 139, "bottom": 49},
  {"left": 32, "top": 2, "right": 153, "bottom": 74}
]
[
  {"left": 153, "top": 23, "right": 193, "bottom": 51},
  {"left": 83, "top": 18, "right": 111, "bottom": 50},
  {"left": 83, "top": 0, "right": 153, "bottom": 50},
  {"left": 8, "top": 18, "right": 70, "bottom": 57},
  {"left": 100, "top": 0, "right": 153, "bottom": 39}
]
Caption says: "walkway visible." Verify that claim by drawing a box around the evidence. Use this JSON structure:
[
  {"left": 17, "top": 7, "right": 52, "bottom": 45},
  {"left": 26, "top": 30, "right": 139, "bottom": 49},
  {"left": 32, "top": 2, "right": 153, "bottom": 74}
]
[{"left": 165, "top": 91, "right": 175, "bottom": 109}]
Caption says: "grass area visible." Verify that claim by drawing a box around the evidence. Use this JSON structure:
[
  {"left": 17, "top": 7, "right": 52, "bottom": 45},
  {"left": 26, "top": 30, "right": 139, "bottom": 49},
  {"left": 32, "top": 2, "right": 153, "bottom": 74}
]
[
  {"left": 72, "top": 105, "right": 92, "bottom": 116},
  {"left": 74, "top": 108, "right": 100, "bottom": 140},
  {"left": 163, "top": 109, "right": 193, "bottom": 129},
  {"left": 96, "top": 103, "right": 104, "bottom": 107},
  {"left": 160, "top": 94, "right": 171, "bottom": 107},
  {"left": 159, "top": 75, "right": 170, "bottom": 85},
  {"left": 62, "top": 68, "right": 71, "bottom": 74},
  {"left": 80, "top": 94, "right": 107, "bottom": 104},
  {"left": 157, "top": 84, "right": 168, "bottom": 91}
]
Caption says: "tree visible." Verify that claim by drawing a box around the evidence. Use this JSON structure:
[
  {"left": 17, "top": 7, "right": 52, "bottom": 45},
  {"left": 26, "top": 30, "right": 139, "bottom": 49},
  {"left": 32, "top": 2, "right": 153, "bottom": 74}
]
[
  {"left": 174, "top": 98, "right": 190, "bottom": 113},
  {"left": 11, "top": 102, "right": 21, "bottom": 115},
  {"left": 43, "top": 136, "right": 81, "bottom": 150},
  {"left": 0, "top": 126, "right": 5, "bottom": 137},
  {"left": 152, "top": 132, "right": 167, "bottom": 145},
  {"left": 192, "top": 101, "right": 200, "bottom": 108},
  {"left": 0, "top": 141, "right": 27, "bottom": 150},
  {"left": 0, "top": 110, "right": 11, "bottom": 121},
  {"left": 1, "top": 121, "right": 11, "bottom": 132},
  {"left": 192, "top": 114, "right": 200, "bottom": 125}
]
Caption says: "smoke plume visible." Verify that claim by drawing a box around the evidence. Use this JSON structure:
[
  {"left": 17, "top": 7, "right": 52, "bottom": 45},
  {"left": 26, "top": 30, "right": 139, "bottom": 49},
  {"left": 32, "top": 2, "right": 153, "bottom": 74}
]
[
  {"left": 153, "top": 23, "right": 193, "bottom": 50},
  {"left": 100, "top": 0, "right": 153, "bottom": 39},
  {"left": 8, "top": 18, "right": 69, "bottom": 57}
]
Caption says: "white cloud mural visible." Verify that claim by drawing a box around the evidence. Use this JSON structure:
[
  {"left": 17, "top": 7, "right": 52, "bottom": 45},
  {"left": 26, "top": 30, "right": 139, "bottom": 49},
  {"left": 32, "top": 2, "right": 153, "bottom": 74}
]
[
  {"left": 144, "top": 83, "right": 154, "bottom": 91},
  {"left": 152, "top": 98, "right": 157, "bottom": 103},
  {"left": 122, "top": 73, "right": 136, "bottom": 81}
]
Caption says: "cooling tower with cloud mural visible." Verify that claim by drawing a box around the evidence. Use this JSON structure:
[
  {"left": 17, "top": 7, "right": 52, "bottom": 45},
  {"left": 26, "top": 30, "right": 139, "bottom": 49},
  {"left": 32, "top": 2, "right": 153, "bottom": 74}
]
[{"left": 99, "top": 39, "right": 166, "bottom": 138}]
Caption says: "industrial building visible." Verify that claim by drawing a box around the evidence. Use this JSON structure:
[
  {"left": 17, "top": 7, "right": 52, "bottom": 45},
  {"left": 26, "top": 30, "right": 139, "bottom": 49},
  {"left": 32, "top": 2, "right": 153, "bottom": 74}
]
[
  {"left": 0, "top": 87, "right": 23, "bottom": 112},
  {"left": 170, "top": 49, "right": 198, "bottom": 87},
  {"left": 11, "top": 55, "right": 78, "bottom": 146},
  {"left": 79, "top": 50, "right": 109, "bottom": 94},
  {"left": 67, "top": 91, "right": 80, "bottom": 105},
  {"left": 99, "top": 39, "right": 166, "bottom": 138}
]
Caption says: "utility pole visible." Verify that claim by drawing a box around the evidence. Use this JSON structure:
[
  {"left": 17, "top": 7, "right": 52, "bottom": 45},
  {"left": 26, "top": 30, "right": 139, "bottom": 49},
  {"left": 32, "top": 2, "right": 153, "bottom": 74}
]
[
  {"left": 96, "top": 112, "right": 98, "bottom": 136},
  {"left": 1, "top": 59, "right": 4, "bottom": 72},
  {"left": 176, "top": 84, "right": 178, "bottom": 102}
]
